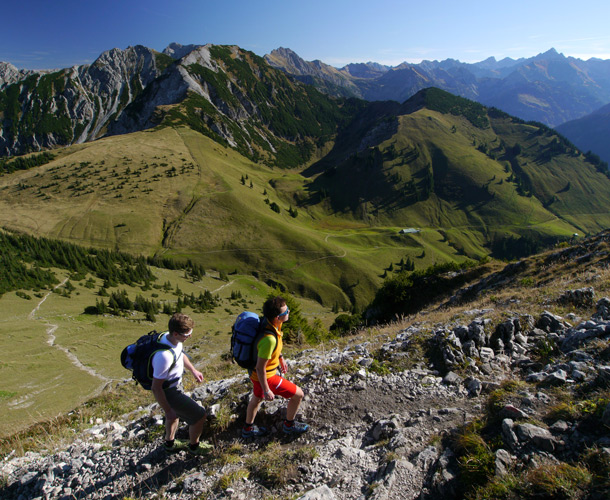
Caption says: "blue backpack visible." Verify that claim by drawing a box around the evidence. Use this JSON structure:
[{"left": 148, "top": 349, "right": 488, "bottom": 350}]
[
  {"left": 230, "top": 312, "right": 276, "bottom": 369},
  {"left": 120, "top": 331, "right": 177, "bottom": 390}
]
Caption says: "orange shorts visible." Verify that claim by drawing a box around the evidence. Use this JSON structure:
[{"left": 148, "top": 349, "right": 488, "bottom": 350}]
[{"left": 251, "top": 374, "right": 298, "bottom": 399}]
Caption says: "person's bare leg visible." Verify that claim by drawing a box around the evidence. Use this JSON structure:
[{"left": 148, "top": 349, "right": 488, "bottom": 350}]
[
  {"left": 189, "top": 415, "right": 206, "bottom": 445},
  {"left": 246, "top": 394, "right": 263, "bottom": 424},
  {"left": 286, "top": 387, "right": 304, "bottom": 421},
  {"left": 165, "top": 415, "right": 179, "bottom": 441}
]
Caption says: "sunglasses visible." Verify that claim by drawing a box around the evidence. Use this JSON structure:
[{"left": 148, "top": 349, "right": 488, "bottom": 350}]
[{"left": 278, "top": 307, "right": 290, "bottom": 318}]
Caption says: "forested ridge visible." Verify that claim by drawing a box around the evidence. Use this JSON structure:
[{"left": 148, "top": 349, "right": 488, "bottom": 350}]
[{"left": 0, "top": 230, "right": 206, "bottom": 297}]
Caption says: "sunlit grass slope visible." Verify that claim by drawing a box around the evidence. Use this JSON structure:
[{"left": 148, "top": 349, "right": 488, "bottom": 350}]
[
  {"left": 0, "top": 126, "right": 474, "bottom": 309},
  {"left": 305, "top": 91, "right": 610, "bottom": 253}
]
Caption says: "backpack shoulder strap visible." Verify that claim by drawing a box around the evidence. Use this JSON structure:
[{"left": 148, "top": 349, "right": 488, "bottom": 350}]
[
  {"left": 148, "top": 332, "right": 179, "bottom": 378},
  {"left": 255, "top": 318, "right": 279, "bottom": 355}
]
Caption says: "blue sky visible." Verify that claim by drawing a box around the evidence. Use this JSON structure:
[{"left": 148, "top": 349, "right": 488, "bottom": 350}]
[{"left": 2, "top": 0, "right": 610, "bottom": 70}]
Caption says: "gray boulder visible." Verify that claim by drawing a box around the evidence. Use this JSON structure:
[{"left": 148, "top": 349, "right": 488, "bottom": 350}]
[
  {"left": 499, "top": 405, "right": 528, "bottom": 420},
  {"left": 495, "top": 449, "right": 513, "bottom": 477},
  {"left": 558, "top": 288, "right": 594, "bottom": 307},
  {"left": 593, "top": 297, "right": 610, "bottom": 320},
  {"left": 297, "top": 485, "right": 337, "bottom": 500},
  {"left": 544, "top": 369, "right": 569, "bottom": 386},
  {"left": 516, "top": 424, "right": 555, "bottom": 452},
  {"left": 502, "top": 419, "right": 519, "bottom": 450},
  {"left": 464, "top": 377, "right": 482, "bottom": 397},
  {"left": 536, "top": 311, "right": 568, "bottom": 333}
]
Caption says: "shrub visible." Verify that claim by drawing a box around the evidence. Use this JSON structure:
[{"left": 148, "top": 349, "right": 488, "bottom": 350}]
[{"left": 330, "top": 313, "right": 362, "bottom": 335}]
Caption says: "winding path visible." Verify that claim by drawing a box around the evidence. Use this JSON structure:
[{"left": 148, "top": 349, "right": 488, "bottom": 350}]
[{"left": 29, "top": 279, "right": 112, "bottom": 384}]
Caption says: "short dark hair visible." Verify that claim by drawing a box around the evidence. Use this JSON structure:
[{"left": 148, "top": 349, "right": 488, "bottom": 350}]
[
  {"left": 263, "top": 296, "right": 286, "bottom": 321},
  {"left": 168, "top": 313, "right": 194, "bottom": 334}
]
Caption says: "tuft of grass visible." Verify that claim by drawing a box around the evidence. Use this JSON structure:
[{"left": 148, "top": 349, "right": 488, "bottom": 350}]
[
  {"left": 546, "top": 401, "right": 579, "bottom": 422},
  {"left": 524, "top": 463, "right": 592, "bottom": 500},
  {"left": 582, "top": 447, "right": 610, "bottom": 493},
  {"left": 467, "top": 473, "right": 521, "bottom": 500},
  {"left": 468, "top": 463, "right": 592, "bottom": 500},
  {"left": 216, "top": 443, "right": 245, "bottom": 466},
  {"left": 246, "top": 442, "right": 317, "bottom": 487},
  {"left": 369, "top": 359, "right": 391, "bottom": 376},
  {"left": 210, "top": 403, "right": 234, "bottom": 433},
  {"left": 546, "top": 394, "right": 610, "bottom": 425},
  {"left": 532, "top": 337, "right": 559, "bottom": 363},
  {"left": 454, "top": 420, "right": 496, "bottom": 490},
  {"left": 215, "top": 468, "right": 249, "bottom": 491},
  {"left": 325, "top": 359, "right": 360, "bottom": 377}
]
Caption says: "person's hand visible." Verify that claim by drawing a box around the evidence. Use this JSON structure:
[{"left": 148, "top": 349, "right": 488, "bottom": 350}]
[
  {"left": 192, "top": 369, "right": 204, "bottom": 383},
  {"left": 279, "top": 356, "right": 288, "bottom": 374},
  {"left": 263, "top": 390, "right": 275, "bottom": 401}
]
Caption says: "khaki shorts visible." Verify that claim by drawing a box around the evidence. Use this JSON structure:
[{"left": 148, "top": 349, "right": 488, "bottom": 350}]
[{"left": 164, "top": 386, "right": 206, "bottom": 424}]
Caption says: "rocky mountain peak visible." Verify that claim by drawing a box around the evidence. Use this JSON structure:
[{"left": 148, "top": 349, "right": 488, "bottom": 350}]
[
  {"left": 265, "top": 47, "right": 312, "bottom": 75},
  {"left": 533, "top": 47, "right": 565, "bottom": 61},
  {"left": 0, "top": 61, "right": 41, "bottom": 89},
  {"left": 342, "top": 62, "right": 390, "bottom": 79},
  {"left": 163, "top": 42, "right": 202, "bottom": 60}
]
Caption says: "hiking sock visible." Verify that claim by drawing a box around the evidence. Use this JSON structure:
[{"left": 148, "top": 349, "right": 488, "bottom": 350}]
[
  {"left": 188, "top": 442, "right": 200, "bottom": 452},
  {"left": 165, "top": 439, "right": 175, "bottom": 449},
  {"left": 243, "top": 423, "right": 254, "bottom": 431},
  {"left": 284, "top": 419, "right": 294, "bottom": 428}
]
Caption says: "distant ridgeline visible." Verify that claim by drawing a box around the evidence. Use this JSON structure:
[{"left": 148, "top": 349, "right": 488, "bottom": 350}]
[
  {"left": 0, "top": 230, "right": 205, "bottom": 298},
  {"left": 486, "top": 107, "right": 610, "bottom": 178}
]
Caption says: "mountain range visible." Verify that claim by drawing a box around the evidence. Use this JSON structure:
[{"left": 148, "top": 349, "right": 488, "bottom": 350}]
[
  {"left": 2, "top": 44, "right": 610, "bottom": 154},
  {"left": 1, "top": 43, "right": 610, "bottom": 308},
  {"left": 264, "top": 47, "right": 610, "bottom": 165},
  {"left": 265, "top": 47, "right": 610, "bottom": 128}
]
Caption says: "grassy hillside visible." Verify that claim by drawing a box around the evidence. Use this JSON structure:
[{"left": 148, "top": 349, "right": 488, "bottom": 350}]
[
  {"left": 0, "top": 125, "right": 478, "bottom": 310},
  {"left": 304, "top": 90, "right": 610, "bottom": 252}
]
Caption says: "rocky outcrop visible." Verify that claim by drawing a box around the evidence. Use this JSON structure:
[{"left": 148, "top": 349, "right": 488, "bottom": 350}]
[
  {"left": 0, "top": 45, "right": 171, "bottom": 156},
  {"left": 163, "top": 43, "right": 202, "bottom": 60},
  {"left": 0, "top": 62, "right": 43, "bottom": 88}
]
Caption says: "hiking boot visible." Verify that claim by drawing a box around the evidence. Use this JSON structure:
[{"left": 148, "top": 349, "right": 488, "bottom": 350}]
[
  {"left": 164, "top": 438, "right": 187, "bottom": 453},
  {"left": 186, "top": 441, "right": 213, "bottom": 456},
  {"left": 241, "top": 425, "right": 267, "bottom": 438},
  {"left": 283, "top": 421, "right": 309, "bottom": 435}
]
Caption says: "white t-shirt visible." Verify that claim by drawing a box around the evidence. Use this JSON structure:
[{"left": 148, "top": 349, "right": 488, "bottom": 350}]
[{"left": 151, "top": 333, "right": 184, "bottom": 388}]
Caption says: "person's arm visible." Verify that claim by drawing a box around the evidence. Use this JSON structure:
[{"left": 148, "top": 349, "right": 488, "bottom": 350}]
[
  {"left": 279, "top": 354, "right": 288, "bottom": 374},
  {"left": 151, "top": 378, "right": 177, "bottom": 420},
  {"left": 256, "top": 356, "right": 274, "bottom": 400},
  {"left": 183, "top": 354, "right": 204, "bottom": 383}
]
